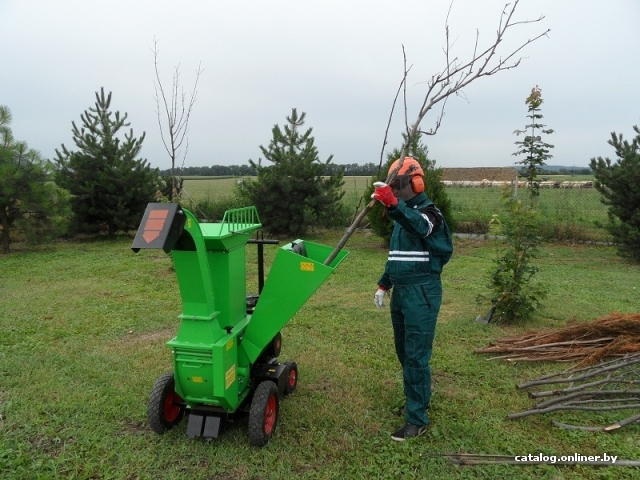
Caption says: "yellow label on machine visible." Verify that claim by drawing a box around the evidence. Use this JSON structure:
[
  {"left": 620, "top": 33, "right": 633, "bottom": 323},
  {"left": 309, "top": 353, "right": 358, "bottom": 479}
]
[
  {"left": 225, "top": 365, "right": 236, "bottom": 389},
  {"left": 300, "top": 261, "right": 314, "bottom": 272},
  {"left": 192, "top": 376, "right": 203, "bottom": 383},
  {"left": 226, "top": 338, "right": 234, "bottom": 351}
]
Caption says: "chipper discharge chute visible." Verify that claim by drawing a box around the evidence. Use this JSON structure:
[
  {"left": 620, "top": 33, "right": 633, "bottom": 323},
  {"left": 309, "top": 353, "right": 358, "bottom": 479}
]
[{"left": 131, "top": 203, "right": 348, "bottom": 446}]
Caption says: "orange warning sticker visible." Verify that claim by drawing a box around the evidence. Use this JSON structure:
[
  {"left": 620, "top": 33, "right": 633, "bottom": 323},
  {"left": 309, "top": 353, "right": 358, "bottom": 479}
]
[{"left": 142, "top": 209, "right": 169, "bottom": 243}]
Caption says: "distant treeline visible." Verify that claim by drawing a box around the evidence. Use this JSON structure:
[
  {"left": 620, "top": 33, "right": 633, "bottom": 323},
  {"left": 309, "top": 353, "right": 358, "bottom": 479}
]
[
  {"left": 159, "top": 163, "right": 383, "bottom": 177},
  {"left": 159, "top": 165, "right": 256, "bottom": 177}
]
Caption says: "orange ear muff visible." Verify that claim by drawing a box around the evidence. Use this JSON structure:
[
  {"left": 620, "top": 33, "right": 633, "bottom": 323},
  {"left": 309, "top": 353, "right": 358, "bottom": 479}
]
[{"left": 411, "top": 175, "right": 425, "bottom": 193}]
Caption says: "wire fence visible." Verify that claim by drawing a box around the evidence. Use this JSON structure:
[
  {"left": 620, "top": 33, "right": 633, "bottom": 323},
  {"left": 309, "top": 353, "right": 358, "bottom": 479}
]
[
  {"left": 448, "top": 186, "right": 609, "bottom": 241},
  {"left": 339, "top": 178, "right": 611, "bottom": 242},
  {"left": 181, "top": 176, "right": 611, "bottom": 243}
]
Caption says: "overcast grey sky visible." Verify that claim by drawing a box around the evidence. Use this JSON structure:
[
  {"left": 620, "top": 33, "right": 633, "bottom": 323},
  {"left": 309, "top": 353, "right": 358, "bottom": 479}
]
[{"left": 2, "top": 0, "right": 639, "bottom": 171}]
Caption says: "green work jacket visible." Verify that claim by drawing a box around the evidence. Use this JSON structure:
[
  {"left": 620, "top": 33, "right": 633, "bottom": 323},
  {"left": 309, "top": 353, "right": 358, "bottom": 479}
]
[{"left": 378, "top": 192, "right": 453, "bottom": 288}]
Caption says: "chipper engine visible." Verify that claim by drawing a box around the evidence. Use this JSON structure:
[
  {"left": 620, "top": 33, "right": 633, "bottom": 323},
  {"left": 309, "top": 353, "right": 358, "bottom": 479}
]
[{"left": 131, "top": 203, "right": 347, "bottom": 446}]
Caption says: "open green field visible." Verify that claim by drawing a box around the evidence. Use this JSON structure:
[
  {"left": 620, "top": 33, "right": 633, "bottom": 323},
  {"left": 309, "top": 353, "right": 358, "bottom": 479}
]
[
  {"left": 182, "top": 176, "right": 374, "bottom": 207},
  {"left": 182, "top": 177, "right": 243, "bottom": 202},
  {"left": 2, "top": 232, "right": 639, "bottom": 479},
  {"left": 183, "top": 176, "right": 610, "bottom": 241}
]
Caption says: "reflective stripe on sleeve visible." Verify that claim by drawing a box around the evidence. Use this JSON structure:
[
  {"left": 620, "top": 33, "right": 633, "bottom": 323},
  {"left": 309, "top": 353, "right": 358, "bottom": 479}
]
[
  {"left": 421, "top": 213, "right": 434, "bottom": 236},
  {"left": 388, "top": 250, "right": 430, "bottom": 262}
]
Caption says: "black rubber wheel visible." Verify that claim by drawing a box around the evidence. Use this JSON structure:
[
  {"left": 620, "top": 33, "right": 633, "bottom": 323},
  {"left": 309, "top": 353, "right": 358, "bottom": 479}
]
[
  {"left": 249, "top": 381, "right": 279, "bottom": 446},
  {"left": 283, "top": 361, "right": 298, "bottom": 395},
  {"left": 267, "top": 332, "right": 282, "bottom": 358},
  {"left": 147, "top": 372, "right": 185, "bottom": 434},
  {"left": 257, "top": 332, "right": 283, "bottom": 363}
]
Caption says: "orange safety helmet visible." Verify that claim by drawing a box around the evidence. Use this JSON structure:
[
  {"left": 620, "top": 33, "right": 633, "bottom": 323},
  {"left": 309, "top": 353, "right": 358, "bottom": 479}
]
[{"left": 388, "top": 157, "right": 425, "bottom": 193}]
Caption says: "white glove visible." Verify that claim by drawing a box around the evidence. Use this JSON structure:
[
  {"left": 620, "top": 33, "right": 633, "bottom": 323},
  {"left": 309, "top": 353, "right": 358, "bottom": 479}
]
[{"left": 374, "top": 288, "right": 388, "bottom": 309}]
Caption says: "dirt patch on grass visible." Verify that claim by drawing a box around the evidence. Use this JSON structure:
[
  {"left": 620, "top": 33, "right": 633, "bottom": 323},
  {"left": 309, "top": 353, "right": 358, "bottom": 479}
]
[
  {"left": 119, "top": 418, "right": 147, "bottom": 436},
  {"left": 121, "top": 328, "right": 175, "bottom": 344},
  {"left": 28, "top": 436, "right": 70, "bottom": 459},
  {"left": 101, "top": 328, "right": 176, "bottom": 356}
]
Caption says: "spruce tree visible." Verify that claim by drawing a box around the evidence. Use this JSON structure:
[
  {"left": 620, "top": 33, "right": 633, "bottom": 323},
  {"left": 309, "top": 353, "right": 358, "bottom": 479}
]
[
  {"left": 239, "top": 109, "right": 346, "bottom": 236},
  {"left": 590, "top": 124, "right": 640, "bottom": 262},
  {"left": 55, "top": 88, "right": 159, "bottom": 235},
  {"left": 0, "top": 106, "right": 67, "bottom": 252}
]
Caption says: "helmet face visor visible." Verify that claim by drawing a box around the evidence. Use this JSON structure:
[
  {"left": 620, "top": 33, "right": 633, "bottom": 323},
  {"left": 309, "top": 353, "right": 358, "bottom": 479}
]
[{"left": 389, "top": 175, "right": 411, "bottom": 191}]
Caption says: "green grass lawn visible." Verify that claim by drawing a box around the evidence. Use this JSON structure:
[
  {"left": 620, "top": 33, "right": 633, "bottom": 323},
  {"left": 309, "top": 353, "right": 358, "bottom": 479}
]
[{"left": 1, "top": 232, "right": 639, "bottom": 479}]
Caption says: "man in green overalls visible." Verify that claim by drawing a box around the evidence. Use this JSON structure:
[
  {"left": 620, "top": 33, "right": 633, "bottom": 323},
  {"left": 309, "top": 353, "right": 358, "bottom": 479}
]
[{"left": 371, "top": 157, "right": 453, "bottom": 441}]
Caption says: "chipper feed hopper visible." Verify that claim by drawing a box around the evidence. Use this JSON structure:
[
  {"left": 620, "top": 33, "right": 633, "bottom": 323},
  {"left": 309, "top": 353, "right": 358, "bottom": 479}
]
[{"left": 131, "top": 203, "right": 348, "bottom": 446}]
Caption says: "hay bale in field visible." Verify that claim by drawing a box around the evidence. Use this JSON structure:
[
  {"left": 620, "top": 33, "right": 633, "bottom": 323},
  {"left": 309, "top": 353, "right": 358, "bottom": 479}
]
[{"left": 490, "top": 180, "right": 509, "bottom": 188}]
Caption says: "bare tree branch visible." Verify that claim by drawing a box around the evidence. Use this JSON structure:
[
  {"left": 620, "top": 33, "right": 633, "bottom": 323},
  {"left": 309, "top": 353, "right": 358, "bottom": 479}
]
[
  {"left": 509, "top": 353, "right": 640, "bottom": 430},
  {"left": 552, "top": 421, "right": 605, "bottom": 432},
  {"left": 377, "top": 49, "right": 410, "bottom": 179},
  {"left": 508, "top": 401, "right": 640, "bottom": 420},
  {"left": 603, "top": 412, "right": 640, "bottom": 431},
  {"left": 324, "top": 0, "right": 549, "bottom": 265}
]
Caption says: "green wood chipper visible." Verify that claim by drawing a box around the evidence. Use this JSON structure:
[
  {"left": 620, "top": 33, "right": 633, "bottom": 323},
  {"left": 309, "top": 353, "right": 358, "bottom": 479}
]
[{"left": 131, "top": 203, "right": 348, "bottom": 446}]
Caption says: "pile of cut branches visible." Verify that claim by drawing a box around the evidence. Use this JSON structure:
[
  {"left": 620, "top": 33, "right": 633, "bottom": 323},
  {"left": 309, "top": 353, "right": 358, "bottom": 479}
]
[
  {"left": 508, "top": 354, "right": 640, "bottom": 431},
  {"left": 475, "top": 312, "right": 640, "bottom": 365}
]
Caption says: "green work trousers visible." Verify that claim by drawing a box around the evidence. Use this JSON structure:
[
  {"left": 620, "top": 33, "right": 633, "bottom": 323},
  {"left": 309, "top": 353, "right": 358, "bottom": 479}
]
[{"left": 390, "top": 276, "right": 442, "bottom": 426}]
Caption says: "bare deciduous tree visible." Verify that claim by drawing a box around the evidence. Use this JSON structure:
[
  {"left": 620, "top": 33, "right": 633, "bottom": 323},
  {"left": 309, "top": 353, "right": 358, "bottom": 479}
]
[
  {"left": 325, "top": 0, "right": 549, "bottom": 265},
  {"left": 152, "top": 39, "right": 204, "bottom": 201}
]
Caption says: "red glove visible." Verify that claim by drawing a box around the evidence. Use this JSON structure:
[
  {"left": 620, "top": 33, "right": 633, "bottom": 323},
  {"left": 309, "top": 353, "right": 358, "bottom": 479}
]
[{"left": 371, "top": 182, "right": 398, "bottom": 208}]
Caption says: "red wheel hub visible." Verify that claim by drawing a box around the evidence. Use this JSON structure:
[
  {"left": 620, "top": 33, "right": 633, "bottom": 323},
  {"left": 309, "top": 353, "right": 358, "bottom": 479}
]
[
  {"left": 163, "top": 391, "right": 183, "bottom": 422},
  {"left": 288, "top": 369, "right": 297, "bottom": 388},
  {"left": 264, "top": 394, "right": 277, "bottom": 434}
]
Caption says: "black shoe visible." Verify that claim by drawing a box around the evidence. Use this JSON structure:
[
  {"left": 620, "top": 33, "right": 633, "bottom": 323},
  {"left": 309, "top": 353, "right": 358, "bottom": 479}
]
[{"left": 391, "top": 423, "right": 427, "bottom": 441}]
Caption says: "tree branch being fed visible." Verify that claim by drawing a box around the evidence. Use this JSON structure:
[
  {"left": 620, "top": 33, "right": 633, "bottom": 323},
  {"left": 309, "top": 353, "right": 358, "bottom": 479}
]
[{"left": 324, "top": 0, "right": 549, "bottom": 266}]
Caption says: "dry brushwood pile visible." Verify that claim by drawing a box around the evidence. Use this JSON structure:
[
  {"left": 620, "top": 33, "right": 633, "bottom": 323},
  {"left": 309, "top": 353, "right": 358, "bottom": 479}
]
[
  {"left": 475, "top": 312, "right": 640, "bottom": 365},
  {"left": 508, "top": 354, "right": 640, "bottom": 431},
  {"left": 475, "top": 312, "right": 640, "bottom": 431}
]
